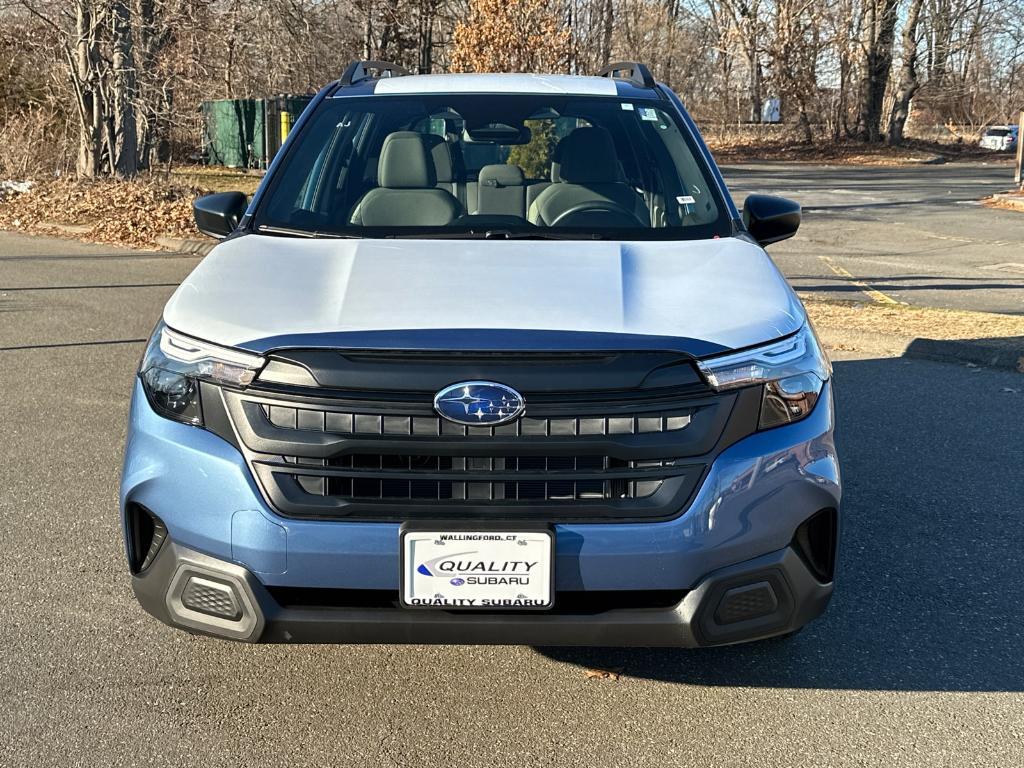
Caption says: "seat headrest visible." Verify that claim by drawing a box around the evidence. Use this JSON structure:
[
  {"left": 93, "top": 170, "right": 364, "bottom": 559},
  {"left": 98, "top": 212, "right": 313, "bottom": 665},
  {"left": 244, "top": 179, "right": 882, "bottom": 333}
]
[
  {"left": 422, "top": 133, "right": 454, "bottom": 185},
  {"left": 378, "top": 131, "right": 436, "bottom": 189},
  {"left": 552, "top": 127, "right": 623, "bottom": 184},
  {"left": 479, "top": 164, "right": 525, "bottom": 188}
]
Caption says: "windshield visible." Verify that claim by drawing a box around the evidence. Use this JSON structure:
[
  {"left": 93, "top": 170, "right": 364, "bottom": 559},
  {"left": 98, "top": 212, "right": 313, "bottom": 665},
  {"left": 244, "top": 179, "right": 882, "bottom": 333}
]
[{"left": 254, "top": 94, "right": 732, "bottom": 240}]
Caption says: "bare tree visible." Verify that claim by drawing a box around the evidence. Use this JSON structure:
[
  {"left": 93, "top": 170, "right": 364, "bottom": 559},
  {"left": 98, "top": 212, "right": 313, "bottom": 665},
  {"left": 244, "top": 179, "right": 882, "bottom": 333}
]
[
  {"left": 856, "top": 0, "right": 899, "bottom": 141},
  {"left": 887, "top": 0, "right": 926, "bottom": 144},
  {"left": 110, "top": 0, "right": 137, "bottom": 175}
]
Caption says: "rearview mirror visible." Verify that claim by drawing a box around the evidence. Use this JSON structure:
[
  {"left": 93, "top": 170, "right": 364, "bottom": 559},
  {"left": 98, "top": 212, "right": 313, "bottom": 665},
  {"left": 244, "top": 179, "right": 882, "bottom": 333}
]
[
  {"left": 742, "top": 194, "right": 801, "bottom": 247},
  {"left": 193, "top": 191, "right": 247, "bottom": 239},
  {"left": 464, "top": 123, "right": 532, "bottom": 144}
]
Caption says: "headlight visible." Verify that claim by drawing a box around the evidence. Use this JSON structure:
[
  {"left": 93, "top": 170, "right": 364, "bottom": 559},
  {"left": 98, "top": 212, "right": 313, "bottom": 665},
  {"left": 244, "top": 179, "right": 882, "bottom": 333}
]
[
  {"left": 139, "top": 321, "right": 265, "bottom": 425},
  {"left": 697, "top": 324, "right": 830, "bottom": 430}
]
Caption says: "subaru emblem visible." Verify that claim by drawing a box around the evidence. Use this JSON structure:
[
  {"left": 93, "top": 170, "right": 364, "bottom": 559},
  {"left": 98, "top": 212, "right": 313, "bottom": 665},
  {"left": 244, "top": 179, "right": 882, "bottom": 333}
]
[{"left": 433, "top": 381, "right": 525, "bottom": 426}]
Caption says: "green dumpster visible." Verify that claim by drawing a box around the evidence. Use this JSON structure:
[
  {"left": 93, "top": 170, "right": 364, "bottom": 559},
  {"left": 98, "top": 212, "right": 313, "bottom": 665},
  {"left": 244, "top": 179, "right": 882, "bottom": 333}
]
[{"left": 201, "top": 95, "right": 311, "bottom": 169}]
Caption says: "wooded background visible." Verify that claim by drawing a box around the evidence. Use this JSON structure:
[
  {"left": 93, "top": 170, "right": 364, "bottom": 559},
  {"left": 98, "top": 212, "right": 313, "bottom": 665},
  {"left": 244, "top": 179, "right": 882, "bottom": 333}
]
[{"left": 1, "top": 0, "right": 1022, "bottom": 179}]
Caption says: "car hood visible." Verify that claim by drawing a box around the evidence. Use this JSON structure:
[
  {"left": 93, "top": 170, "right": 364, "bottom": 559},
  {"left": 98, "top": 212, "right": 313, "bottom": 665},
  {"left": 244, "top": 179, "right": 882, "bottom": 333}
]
[{"left": 163, "top": 234, "right": 805, "bottom": 357}]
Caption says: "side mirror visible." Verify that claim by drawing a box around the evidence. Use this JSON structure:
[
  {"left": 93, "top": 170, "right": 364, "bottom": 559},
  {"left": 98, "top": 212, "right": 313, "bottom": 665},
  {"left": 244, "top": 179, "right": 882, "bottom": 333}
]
[
  {"left": 742, "top": 194, "right": 801, "bottom": 247},
  {"left": 193, "top": 191, "right": 247, "bottom": 239}
]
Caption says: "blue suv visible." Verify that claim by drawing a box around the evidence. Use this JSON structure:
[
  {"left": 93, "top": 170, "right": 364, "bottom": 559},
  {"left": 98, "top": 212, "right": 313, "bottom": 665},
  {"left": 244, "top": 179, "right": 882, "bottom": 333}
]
[{"left": 121, "top": 61, "right": 840, "bottom": 645}]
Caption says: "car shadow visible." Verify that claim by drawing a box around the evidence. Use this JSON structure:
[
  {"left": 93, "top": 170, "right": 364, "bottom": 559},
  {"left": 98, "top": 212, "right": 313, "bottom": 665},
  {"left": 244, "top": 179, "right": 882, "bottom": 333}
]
[{"left": 536, "top": 351, "right": 1024, "bottom": 692}]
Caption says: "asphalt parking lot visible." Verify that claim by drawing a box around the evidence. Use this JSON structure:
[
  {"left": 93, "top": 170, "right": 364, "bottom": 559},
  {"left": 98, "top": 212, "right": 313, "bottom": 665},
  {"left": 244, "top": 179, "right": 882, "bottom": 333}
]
[
  {"left": 2, "top": 163, "right": 1024, "bottom": 766},
  {"left": 725, "top": 161, "right": 1024, "bottom": 314}
]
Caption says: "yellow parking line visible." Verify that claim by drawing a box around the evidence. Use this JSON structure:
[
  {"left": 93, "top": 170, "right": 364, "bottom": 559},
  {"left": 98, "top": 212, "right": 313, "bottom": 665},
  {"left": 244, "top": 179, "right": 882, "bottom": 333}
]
[{"left": 819, "top": 255, "right": 901, "bottom": 305}]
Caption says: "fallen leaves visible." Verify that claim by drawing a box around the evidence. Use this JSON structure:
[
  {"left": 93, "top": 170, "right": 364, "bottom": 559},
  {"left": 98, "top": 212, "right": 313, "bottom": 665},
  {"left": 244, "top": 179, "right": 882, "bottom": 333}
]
[
  {"left": 0, "top": 176, "right": 206, "bottom": 249},
  {"left": 584, "top": 667, "right": 623, "bottom": 681},
  {"left": 705, "top": 135, "right": 1010, "bottom": 166}
]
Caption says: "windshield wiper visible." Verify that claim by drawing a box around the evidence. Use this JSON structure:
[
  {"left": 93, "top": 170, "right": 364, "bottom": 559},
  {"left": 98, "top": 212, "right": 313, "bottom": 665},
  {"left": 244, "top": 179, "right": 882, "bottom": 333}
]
[
  {"left": 256, "top": 226, "right": 602, "bottom": 241},
  {"left": 257, "top": 225, "right": 359, "bottom": 239},
  {"left": 383, "top": 229, "right": 604, "bottom": 240},
  {"left": 481, "top": 230, "right": 604, "bottom": 240}
]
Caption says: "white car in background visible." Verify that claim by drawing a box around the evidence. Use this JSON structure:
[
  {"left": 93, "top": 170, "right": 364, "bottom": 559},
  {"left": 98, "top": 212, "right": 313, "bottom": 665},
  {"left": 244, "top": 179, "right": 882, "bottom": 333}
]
[{"left": 979, "top": 125, "right": 1019, "bottom": 151}]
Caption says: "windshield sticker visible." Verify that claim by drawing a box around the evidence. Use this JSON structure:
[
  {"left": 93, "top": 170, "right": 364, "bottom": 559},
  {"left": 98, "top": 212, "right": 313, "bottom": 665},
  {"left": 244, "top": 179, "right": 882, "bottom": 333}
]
[
  {"left": 621, "top": 102, "right": 635, "bottom": 111},
  {"left": 676, "top": 195, "right": 696, "bottom": 205},
  {"left": 638, "top": 107, "right": 659, "bottom": 121}
]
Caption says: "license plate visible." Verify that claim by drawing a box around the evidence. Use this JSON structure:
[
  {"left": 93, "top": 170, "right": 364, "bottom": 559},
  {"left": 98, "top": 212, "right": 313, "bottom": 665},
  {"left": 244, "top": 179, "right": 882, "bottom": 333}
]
[{"left": 401, "top": 528, "right": 554, "bottom": 610}]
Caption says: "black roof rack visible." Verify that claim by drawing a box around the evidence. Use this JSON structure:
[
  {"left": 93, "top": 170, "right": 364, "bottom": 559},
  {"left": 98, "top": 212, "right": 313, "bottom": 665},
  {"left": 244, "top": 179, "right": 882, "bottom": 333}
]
[
  {"left": 340, "top": 60, "right": 412, "bottom": 86},
  {"left": 597, "top": 62, "right": 656, "bottom": 89}
]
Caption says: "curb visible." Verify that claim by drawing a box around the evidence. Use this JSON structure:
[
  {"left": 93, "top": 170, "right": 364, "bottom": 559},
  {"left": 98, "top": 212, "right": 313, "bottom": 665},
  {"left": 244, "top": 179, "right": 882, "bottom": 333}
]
[
  {"left": 154, "top": 236, "right": 215, "bottom": 255},
  {"left": 903, "top": 337, "right": 1024, "bottom": 373}
]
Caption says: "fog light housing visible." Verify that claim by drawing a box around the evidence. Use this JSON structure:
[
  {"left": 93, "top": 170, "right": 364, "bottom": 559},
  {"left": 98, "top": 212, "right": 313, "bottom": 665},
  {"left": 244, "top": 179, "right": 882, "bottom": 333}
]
[
  {"left": 180, "top": 576, "right": 243, "bottom": 620},
  {"left": 165, "top": 559, "right": 263, "bottom": 641}
]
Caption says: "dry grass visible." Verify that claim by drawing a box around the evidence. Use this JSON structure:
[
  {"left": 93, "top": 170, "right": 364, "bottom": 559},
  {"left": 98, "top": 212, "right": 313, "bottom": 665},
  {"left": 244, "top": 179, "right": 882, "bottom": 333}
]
[
  {"left": 804, "top": 297, "right": 1024, "bottom": 340},
  {"left": 167, "top": 164, "right": 262, "bottom": 195}
]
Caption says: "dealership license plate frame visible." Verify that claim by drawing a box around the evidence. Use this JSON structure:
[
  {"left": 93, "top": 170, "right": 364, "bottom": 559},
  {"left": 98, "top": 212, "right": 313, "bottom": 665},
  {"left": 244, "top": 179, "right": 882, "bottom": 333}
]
[{"left": 399, "top": 521, "right": 555, "bottom": 611}]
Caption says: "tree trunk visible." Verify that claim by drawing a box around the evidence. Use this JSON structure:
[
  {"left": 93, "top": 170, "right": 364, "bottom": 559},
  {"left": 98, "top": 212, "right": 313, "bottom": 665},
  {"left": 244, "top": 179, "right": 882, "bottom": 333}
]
[
  {"left": 600, "top": 0, "right": 613, "bottom": 65},
  {"left": 362, "top": 1, "right": 374, "bottom": 59},
  {"left": 748, "top": 55, "right": 762, "bottom": 122},
  {"left": 887, "top": 0, "right": 926, "bottom": 145},
  {"left": 856, "top": 0, "right": 899, "bottom": 142},
  {"left": 928, "top": 0, "right": 952, "bottom": 83},
  {"left": 75, "top": 1, "right": 102, "bottom": 177},
  {"left": 835, "top": 48, "right": 850, "bottom": 139},
  {"left": 224, "top": 36, "right": 235, "bottom": 98},
  {"left": 796, "top": 100, "right": 813, "bottom": 143},
  {"left": 111, "top": 0, "right": 139, "bottom": 176},
  {"left": 418, "top": 0, "right": 435, "bottom": 73},
  {"left": 136, "top": 0, "right": 157, "bottom": 170}
]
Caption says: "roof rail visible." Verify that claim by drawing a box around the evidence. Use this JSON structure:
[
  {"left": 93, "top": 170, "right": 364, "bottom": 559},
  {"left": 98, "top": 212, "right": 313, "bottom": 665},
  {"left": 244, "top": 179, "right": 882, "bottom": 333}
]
[
  {"left": 340, "top": 60, "right": 412, "bottom": 86},
  {"left": 597, "top": 62, "right": 656, "bottom": 89}
]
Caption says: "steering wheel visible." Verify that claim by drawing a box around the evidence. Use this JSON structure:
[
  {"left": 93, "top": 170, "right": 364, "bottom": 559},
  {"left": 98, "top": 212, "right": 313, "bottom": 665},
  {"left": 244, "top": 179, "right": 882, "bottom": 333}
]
[{"left": 548, "top": 200, "right": 648, "bottom": 229}]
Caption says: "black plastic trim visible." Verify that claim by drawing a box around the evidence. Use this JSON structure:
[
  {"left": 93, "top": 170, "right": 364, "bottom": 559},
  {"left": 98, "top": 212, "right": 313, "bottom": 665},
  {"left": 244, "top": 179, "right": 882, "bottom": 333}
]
[
  {"left": 597, "top": 61, "right": 656, "bottom": 88},
  {"left": 125, "top": 503, "right": 167, "bottom": 574},
  {"left": 792, "top": 508, "right": 838, "bottom": 583},
  {"left": 224, "top": 391, "right": 734, "bottom": 459},
  {"left": 340, "top": 60, "right": 411, "bottom": 85},
  {"left": 256, "top": 466, "right": 702, "bottom": 521},
  {"left": 263, "top": 348, "right": 706, "bottom": 393},
  {"left": 130, "top": 539, "right": 834, "bottom": 646}
]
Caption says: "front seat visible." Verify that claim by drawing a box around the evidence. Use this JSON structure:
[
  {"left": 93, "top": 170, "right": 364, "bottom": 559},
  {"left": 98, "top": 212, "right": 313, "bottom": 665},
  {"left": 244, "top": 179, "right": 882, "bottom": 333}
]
[
  {"left": 350, "top": 131, "right": 462, "bottom": 226},
  {"left": 527, "top": 127, "right": 649, "bottom": 228}
]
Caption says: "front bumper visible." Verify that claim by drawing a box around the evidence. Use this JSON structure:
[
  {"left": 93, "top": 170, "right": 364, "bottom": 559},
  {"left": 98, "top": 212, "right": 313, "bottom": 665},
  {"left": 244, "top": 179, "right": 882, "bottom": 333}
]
[
  {"left": 122, "top": 378, "right": 840, "bottom": 645},
  {"left": 133, "top": 537, "right": 832, "bottom": 646}
]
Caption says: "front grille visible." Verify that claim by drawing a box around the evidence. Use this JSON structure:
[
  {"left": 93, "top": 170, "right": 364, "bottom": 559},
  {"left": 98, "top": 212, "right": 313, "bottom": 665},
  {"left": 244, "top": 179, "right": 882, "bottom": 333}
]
[
  {"left": 202, "top": 350, "right": 758, "bottom": 521},
  {"left": 286, "top": 454, "right": 672, "bottom": 501},
  {"left": 263, "top": 403, "right": 693, "bottom": 437}
]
